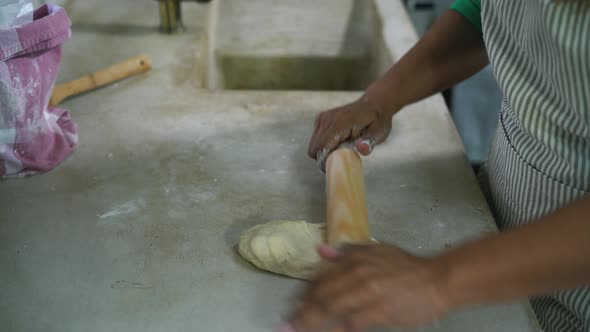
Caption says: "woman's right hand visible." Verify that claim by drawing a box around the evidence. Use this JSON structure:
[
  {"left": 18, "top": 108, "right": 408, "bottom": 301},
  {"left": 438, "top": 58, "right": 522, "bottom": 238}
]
[{"left": 307, "top": 94, "right": 394, "bottom": 168}]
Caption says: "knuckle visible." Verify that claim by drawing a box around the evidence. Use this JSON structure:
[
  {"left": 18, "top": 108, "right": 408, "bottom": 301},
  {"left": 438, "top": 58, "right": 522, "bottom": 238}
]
[
  {"left": 349, "top": 312, "right": 381, "bottom": 332},
  {"left": 364, "top": 278, "right": 383, "bottom": 295},
  {"left": 351, "top": 264, "right": 368, "bottom": 278},
  {"left": 295, "top": 303, "right": 315, "bottom": 323},
  {"left": 349, "top": 317, "right": 369, "bottom": 332},
  {"left": 351, "top": 125, "right": 362, "bottom": 138},
  {"left": 313, "top": 118, "right": 319, "bottom": 127},
  {"left": 308, "top": 283, "right": 328, "bottom": 300}
]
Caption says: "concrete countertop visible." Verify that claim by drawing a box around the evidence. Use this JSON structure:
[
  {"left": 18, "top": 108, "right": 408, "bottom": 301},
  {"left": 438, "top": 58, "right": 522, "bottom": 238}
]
[{"left": 0, "top": 1, "right": 540, "bottom": 331}]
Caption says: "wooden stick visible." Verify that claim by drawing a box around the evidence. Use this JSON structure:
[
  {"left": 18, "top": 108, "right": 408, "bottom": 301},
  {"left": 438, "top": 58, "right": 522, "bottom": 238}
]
[
  {"left": 325, "top": 147, "right": 371, "bottom": 245},
  {"left": 49, "top": 55, "right": 152, "bottom": 106}
]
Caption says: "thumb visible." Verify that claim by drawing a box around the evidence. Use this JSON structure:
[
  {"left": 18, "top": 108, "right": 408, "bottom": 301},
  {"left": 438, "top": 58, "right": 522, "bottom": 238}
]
[
  {"left": 316, "top": 244, "right": 341, "bottom": 260},
  {"left": 354, "top": 120, "right": 391, "bottom": 155},
  {"left": 354, "top": 137, "right": 375, "bottom": 156}
]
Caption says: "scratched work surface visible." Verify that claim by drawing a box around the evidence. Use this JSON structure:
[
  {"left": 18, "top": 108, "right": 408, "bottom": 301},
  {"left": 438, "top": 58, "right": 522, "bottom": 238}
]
[{"left": 0, "top": 90, "right": 539, "bottom": 332}]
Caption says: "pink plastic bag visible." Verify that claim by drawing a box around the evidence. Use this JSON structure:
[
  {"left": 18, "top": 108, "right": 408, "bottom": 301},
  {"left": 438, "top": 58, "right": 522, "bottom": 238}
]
[{"left": 0, "top": 4, "right": 77, "bottom": 177}]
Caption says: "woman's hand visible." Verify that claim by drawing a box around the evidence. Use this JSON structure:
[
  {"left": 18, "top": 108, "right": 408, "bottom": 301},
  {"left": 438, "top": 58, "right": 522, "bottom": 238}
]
[
  {"left": 307, "top": 9, "right": 489, "bottom": 170},
  {"left": 282, "top": 244, "right": 451, "bottom": 332},
  {"left": 307, "top": 95, "right": 394, "bottom": 169}
]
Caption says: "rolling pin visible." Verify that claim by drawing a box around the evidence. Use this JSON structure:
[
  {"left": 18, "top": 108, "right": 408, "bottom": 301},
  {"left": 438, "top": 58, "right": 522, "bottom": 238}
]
[
  {"left": 325, "top": 147, "right": 372, "bottom": 245},
  {"left": 49, "top": 55, "right": 152, "bottom": 106}
]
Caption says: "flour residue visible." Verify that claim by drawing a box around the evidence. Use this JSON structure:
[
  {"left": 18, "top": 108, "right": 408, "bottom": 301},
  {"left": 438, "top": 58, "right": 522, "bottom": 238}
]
[
  {"left": 162, "top": 184, "right": 218, "bottom": 220},
  {"left": 0, "top": 61, "right": 48, "bottom": 142},
  {"left": 97, "top": 198, "right": 146, "bottom": 219}
]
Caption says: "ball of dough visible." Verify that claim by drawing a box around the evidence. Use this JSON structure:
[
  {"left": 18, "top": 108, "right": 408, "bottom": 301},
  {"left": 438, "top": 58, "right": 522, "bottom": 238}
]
[{"left": 238, "top": 220, "right": 325, "bottom": 280}]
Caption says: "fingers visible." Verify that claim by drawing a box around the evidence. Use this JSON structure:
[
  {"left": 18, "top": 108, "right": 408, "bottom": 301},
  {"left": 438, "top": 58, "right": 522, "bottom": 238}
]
[
  {"left": 308, "top": 117, "right": 350, "bottom": 170},
  {"left": 308, "top": 114, "right": 323, "bottom": 159},
  {"left": 308, "top": 114, "right": 348, "bottom": 161},
  {"left": 300, "top": 245, "right": 401, "bottom": 316},
  {"left": 309, "top": 263, "right": 382, "bottom": 306},
  {"left": 291, "top": 293, "right": 374, "bottom": 332},
  {"left": 276, "top": 321, "right": 296, "bottom": 332},
  {"left": 316, "top": 148, "right": 329, "bottom": 172},
  {"left": 295, "top": 250, "right": 382, "bottom": 329},
  {"left": 314, "top": 130, "right": 348, "bottom": 172},
  {"left": 338, "top": 305, "right": 386, "bottom": 332},
  {"left": 283, "top": 244, "right": 443, "bottom": 332},
  {"left": 303, "top": 266, "right": 368, "bottom": 307},
  {"left": 308, "top": 103, "right": 371, "bottom": 163},
  {"left": 323, "top": 131, "right": 345, "bottom": 158},
  {"left": 324, "top": 283, "right": 380, "bottom": 316},
  {"left": 308, "top": 112, "right": 327, "bottom": 159},
  {"left": 290, "top": 302, "right": 331, "bottom": 332},
  {"left": 290, "top": 305, "right": 384, "bottom": 332},
  {"left": 308, "top": 98, "right": 393, "bottom": 162},
  {"left": 290, "top": 287, "right": 383, "bottom": 332},
  {"left": 316, "top": 244, "right": 341, "bottom": 260}
]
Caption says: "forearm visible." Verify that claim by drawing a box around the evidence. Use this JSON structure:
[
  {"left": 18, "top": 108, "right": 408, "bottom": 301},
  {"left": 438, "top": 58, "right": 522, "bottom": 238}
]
[
  {"left": 437, "top": 195, "right": 590, "bottom": 308},
  {"left": 365, "top": 10, "right": 488, "bottom": 115}
]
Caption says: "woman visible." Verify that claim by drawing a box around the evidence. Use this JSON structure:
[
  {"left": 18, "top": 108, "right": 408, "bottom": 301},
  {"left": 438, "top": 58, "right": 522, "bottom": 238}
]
[{"left": 282, "top": 1, "right": 590, "bottom": 331}]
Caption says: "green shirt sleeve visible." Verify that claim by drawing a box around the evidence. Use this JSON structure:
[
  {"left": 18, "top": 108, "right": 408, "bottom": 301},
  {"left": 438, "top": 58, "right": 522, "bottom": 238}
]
[{"left": 451, "top": 0, "right": 482, "bottom": 31}]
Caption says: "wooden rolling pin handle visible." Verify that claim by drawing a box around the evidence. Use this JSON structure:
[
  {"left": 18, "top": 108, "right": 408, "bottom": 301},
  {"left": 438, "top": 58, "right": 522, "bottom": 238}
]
[
  {"left": 49, "top": 54, "right": 152, "bottom": 107},
  {"left": 325, "top": 147, "right": 371, "bottom": 246}
]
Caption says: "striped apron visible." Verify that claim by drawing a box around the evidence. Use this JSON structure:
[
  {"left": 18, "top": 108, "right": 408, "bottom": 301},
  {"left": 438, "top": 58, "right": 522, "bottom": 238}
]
[{"left": 479, "top": 0, "right": 590, "bottom": 331}]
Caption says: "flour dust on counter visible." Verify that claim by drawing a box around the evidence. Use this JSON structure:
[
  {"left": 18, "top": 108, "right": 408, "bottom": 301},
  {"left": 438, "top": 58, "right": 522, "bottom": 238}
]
[{"left": 237, "top": 220, "right": 326, "bottom": 280}]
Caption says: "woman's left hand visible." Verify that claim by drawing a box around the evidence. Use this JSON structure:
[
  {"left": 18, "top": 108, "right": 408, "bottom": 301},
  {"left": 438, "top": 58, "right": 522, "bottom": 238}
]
[{"left": 282, "top": 244, "right": 452, "bottom": 332}]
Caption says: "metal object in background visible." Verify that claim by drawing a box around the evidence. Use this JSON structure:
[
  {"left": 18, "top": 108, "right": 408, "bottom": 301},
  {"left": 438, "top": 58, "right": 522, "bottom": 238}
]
[
  {"left": 159, "top": 0, "right": 182, "bottom": 33},
  {"left": 404, "top": 0, "right": 437, "bottom": 36},
  {"left": 157, "top": 0, "right": 211, "bottom": 33}
]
